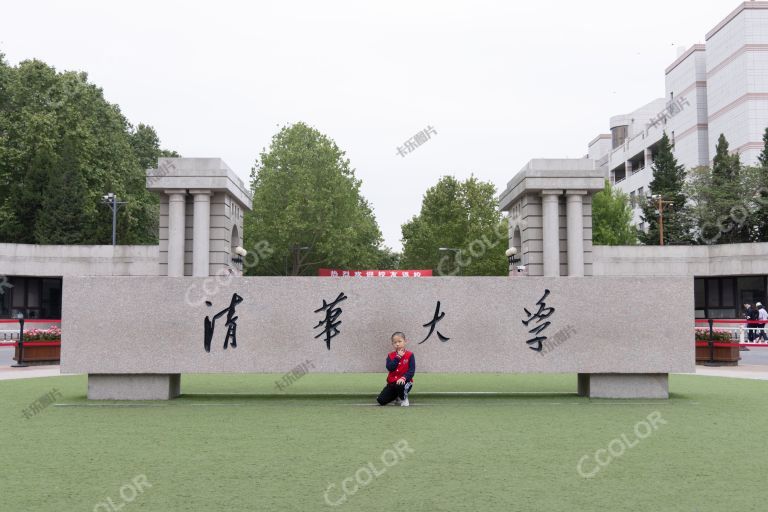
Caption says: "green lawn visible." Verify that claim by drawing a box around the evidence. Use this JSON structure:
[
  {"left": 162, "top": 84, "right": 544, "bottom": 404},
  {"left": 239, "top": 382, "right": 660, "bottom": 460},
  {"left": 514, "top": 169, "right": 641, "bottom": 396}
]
[{"left": 1, "top": 373, "right": 765, "bottom": 511}]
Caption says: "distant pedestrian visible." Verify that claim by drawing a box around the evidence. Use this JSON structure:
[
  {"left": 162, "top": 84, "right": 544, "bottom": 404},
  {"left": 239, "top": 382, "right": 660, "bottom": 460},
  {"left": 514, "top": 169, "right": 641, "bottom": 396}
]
[
  {"left": 757, "top": 302, "right": 768, "bottom": 342},
  {"left": 745, "top": 304, "right": 758, "bottom": 347}
]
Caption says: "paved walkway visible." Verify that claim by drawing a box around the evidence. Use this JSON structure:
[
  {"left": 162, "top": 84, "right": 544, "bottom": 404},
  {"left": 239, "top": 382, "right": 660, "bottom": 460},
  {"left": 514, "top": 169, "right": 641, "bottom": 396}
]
[
  {"left": 0, "top": 347, "right": 61, "bottom": 379},
  {"left": 0, "top": 365, "right": 61, "bottom": 380},
  {"left": 688, "top": 364, "right": 768, "bottom": 380}
]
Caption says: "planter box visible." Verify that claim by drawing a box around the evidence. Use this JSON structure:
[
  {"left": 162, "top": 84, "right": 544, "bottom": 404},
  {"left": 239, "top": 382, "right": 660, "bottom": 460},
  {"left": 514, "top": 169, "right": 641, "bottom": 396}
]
[
  {"left": 14, "top": 342, "right": 61, "bottom": 365},
  {"left": 695, "top": 344, "right": 740, "bottom": 365}
]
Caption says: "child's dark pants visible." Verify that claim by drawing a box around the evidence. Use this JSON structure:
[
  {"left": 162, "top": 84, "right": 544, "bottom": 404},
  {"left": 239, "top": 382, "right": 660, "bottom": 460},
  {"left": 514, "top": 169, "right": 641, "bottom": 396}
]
[{"left": 376, "top": 381, "right": 413, "bottom": 405}]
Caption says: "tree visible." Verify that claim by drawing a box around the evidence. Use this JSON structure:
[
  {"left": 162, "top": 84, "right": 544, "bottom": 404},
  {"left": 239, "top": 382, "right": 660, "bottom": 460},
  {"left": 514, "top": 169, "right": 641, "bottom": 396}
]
[
  {"left": 638, "top": 132, "right": 693, "bottom": 244},
  {"left": 129, "top": 123, "right": 180, "bottom": 172},
  {"left": 0, "top": 57, "right": 176, "bottom": 245},
  {"left": 400, "top": 175, "right": 507, "bottom": 276},
  {"left": 751, "top": 127, "right": 768, "bottom": 241},
  {"left": 687, "top": 134, "right": 750, "bottom": 244},
  {"left": 33, "top": 135, "right": 89, "bottom": 243},
  {"left": 757, "top": 126, "right": 768, "bottom": 168},
  {"left": 374, "top": 247, "right": 401, "bottom": 270},
  {"left": 243, "top": 122, "right": 384, "bottom": 275},
  {"left": 712, "top": 133, "right": 741, "bottom": 186},
  {"left": 592, "top": 180, "right": 637, "bottom": 245}
]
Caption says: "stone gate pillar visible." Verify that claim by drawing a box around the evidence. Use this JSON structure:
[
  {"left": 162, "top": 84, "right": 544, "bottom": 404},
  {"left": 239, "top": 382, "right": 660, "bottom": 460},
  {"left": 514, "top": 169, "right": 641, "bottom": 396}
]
[
  {"left": 147, "top": 158, "right": 253, "bottom": 277},
  {"left": 498, "top": 159, "right": 604, "bottom": 277}
]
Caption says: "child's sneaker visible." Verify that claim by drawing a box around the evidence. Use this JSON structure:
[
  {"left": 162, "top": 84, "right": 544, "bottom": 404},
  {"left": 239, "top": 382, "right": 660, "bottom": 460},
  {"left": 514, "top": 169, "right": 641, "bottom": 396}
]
[{"left": 400, "top": 397, "right": 409, "bottom": 407}]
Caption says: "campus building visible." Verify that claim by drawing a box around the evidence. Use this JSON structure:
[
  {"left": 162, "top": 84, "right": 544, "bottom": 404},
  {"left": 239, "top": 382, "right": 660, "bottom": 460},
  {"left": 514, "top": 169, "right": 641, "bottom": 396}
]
[{"left": 588, "top": 1, "right": 768, "bottom": 227}]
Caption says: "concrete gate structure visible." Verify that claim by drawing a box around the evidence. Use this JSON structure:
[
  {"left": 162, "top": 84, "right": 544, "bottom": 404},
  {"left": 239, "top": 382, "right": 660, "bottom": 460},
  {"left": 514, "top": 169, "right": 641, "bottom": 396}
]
[
  {"left": 498, "top": 159, "right": 605, "bottom": 277},
  {"left": 146, "top": 158, "right": 252, "bottom": 277},
  {"left": 60, "top": 158, "right": 694, "bottom": 400}
]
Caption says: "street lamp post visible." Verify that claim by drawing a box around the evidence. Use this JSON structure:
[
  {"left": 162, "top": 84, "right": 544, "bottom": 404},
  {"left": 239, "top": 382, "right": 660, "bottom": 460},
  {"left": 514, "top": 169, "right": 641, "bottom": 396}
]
[
  {"left": 101, "top": 193, "right": 127, "bottom": 246},
  {"left": 289, "top": 245, "right": 311, "bottom": 275},
  {"left": 505, "top": 246, "right": 521, "bottom": 273},
  {"left": 438, "top": 247, "right": 462, "bottom": 276},
  {"left": 10, "top": 312, "right": 27, "bottom": 368}
]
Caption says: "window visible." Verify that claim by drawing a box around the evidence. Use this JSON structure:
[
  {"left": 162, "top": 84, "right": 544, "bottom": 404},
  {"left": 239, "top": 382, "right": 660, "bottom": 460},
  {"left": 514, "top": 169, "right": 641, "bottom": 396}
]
[
  {"left": 707, "top": 279, "right": 720, "bottom": 307},
  {"left": 695, "top": 279, "right": 705, "bottom": 309},
  {"left": 611, "top": 125, "right": 628, "bottom": 149},
  {"left": 721, "top": 278, "right": 735, "bottom": 307},
  {"left": 3, "top": 277, "right": 62, "bottom": 319},
  {"left": 629, "top": 191, "right": 636, "bottom": 208}
]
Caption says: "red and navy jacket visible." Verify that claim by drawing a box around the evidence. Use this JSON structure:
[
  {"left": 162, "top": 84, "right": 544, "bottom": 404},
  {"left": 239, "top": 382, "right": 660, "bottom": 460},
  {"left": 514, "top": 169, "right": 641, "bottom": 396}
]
[{"left": 386, "top": 350, "right": 415, "bottom": 384}]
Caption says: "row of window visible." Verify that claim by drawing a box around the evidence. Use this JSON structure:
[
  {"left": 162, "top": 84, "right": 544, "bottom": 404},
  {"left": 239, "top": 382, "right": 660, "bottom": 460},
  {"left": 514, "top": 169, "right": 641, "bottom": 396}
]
[
  {"left": 0, "top": 277, "right": 62, "bottom": 319},
  {"left": 694, "top": 276, "right": 766, "bottom": 319}
]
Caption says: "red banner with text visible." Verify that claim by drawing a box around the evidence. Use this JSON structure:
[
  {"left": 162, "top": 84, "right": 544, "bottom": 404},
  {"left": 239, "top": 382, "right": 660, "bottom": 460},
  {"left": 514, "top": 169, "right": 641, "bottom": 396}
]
[{"left": 318, "top": 269, "right": 432, "bottom": 277}]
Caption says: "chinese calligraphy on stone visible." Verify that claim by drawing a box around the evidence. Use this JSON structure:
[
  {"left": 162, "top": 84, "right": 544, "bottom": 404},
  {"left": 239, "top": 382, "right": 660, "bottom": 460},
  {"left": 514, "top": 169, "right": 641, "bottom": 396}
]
[
  {"left": 314, "top": 292, "right": 348, "bottom": 350},
  {"left": 204, "top": 293, "right": 243, "bottom": 353},
  {"left": 419, "top": 301, "right": 450, "bottom": 344},
  {"left": 522, "top": 289, "right": 555, "bottom": 352}
]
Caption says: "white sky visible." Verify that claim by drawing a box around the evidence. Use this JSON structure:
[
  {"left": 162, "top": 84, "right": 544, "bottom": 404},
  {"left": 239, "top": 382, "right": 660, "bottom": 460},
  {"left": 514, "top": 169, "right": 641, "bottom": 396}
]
[{"left": 0, "top": 0, "right": 742, "bottom": 251}]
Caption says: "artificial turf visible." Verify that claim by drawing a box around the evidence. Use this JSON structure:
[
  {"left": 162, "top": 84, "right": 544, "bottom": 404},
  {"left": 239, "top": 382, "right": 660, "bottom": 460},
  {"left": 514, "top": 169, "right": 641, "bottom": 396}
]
[{"left": 1, "top": 373, "right": 766, "bottom": 511}]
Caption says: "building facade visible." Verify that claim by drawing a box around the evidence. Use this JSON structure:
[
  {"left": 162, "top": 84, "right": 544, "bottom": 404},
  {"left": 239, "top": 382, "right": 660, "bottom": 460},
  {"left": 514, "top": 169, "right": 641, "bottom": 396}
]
[{"left": 589, "top": 1, "right": 768, "bottom": 227}]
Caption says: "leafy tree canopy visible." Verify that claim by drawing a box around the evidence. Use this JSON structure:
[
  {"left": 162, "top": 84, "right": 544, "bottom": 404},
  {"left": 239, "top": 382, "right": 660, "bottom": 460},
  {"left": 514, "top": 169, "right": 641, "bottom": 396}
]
[
  {"left": 243, "top": 122, "right": 385, "bottom": 275},
  {"left": 0, "top": 55, "right": 176, "bottom": 244},
  {"left": 400, "top": 175, "right": 507, "bottom": 276}
]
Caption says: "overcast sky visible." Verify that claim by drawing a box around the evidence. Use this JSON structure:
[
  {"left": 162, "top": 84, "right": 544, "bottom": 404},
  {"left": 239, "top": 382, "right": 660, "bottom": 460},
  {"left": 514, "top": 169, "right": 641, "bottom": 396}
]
[{"left": 1, "top": 0, "right": 743, "bottom": 251}]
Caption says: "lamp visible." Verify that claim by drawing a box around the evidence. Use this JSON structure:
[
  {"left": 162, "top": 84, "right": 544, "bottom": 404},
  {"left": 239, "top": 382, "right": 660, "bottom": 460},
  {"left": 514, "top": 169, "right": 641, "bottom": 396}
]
[
  {"left": 232, "top": 246, "right": 247, "bottom": 264},
  {"left": 11, "top": 311, "right": 27, "bottom": 368},
  {"left": 505, "top": 247, "right": 524, "bottom": 273}
]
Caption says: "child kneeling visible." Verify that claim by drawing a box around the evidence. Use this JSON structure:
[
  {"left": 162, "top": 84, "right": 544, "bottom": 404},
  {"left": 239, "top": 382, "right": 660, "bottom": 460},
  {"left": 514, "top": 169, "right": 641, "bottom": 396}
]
[{"left": 376, "top": 331, "right": 415, "bottom": 407}]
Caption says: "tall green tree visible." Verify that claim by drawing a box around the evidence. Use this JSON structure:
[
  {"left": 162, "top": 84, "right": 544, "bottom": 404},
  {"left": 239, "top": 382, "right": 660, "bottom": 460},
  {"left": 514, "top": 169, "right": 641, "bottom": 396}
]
[
  {"left": 400, "top": 175, "right": 507, "bottom": 276},
  {"left": 0, "top": 56, "right": 176, "bottom": 245},
  {"left": 243, "top": 122, "right": 384, "bottom": 275},
  {"left": 638, "top": 132, "right": 693, "bottom": 245},
  {"left": 712, "top": 133, "right": 741, "bottom": 186},
  {"left": 752, "top": 127, "right": 768, "bottom": 240},
  {"left": 33, "top": 135, "right": 89, "bottom": 243},
  {"left": 757, "top": 126, "right": 768, "bottom": 168},
  {"left": 688, "top": 134, "right": 750, "bottom": 244},
  {"left": 592, "top": 180, "right": 637, "bottom": 245}
]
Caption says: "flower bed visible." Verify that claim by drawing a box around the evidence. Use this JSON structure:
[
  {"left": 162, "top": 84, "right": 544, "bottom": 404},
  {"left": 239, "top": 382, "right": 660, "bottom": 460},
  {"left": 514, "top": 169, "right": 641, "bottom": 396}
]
[
  {"left": 14, "top": 326, "right": 61, "bottom": 364},
  {"left": 695, "top": 327, "right": 739, "bottom": 365}
]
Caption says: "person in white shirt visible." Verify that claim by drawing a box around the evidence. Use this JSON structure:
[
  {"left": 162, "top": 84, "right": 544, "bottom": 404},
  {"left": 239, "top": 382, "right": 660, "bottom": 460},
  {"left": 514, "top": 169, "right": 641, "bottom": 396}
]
[{"left": 757, "top": 302, "right": 768, "bottom": 342}]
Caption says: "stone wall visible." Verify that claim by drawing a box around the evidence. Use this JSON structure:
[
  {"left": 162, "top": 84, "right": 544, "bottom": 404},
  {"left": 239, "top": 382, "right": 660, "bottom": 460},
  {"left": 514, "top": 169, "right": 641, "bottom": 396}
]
[
  {"left": 0, "top": 244, "right": 159, "bottom": 277},
  {"left": 592, "top": 242, "right": 768, "bottom": 276},
  {"left": 61, "top": 276, "right": 693, "bottom": 375}
]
